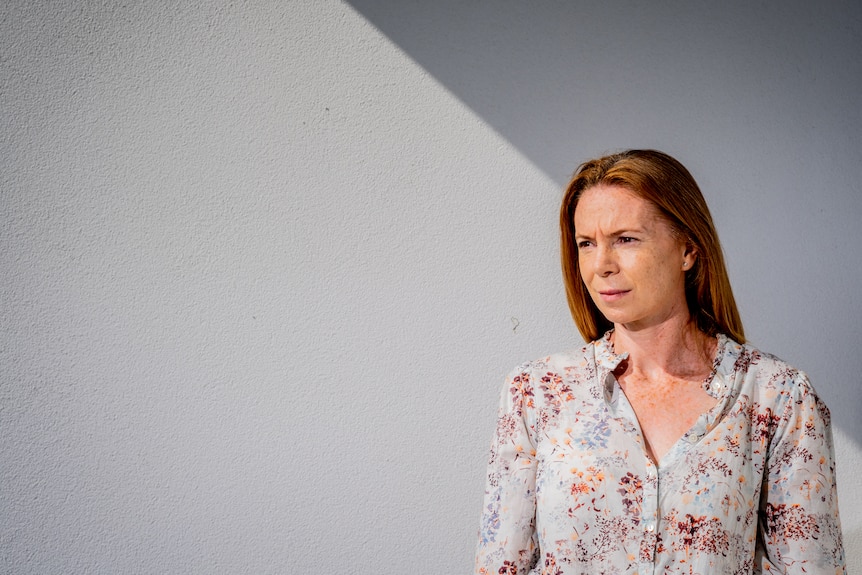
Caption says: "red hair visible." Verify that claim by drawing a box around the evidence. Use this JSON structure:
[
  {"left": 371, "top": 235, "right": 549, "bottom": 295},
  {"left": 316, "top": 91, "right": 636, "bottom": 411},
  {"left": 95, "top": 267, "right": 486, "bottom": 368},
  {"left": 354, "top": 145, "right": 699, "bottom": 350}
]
[{"left": 560, "top": 150, "right": 744, "bottom": 343}]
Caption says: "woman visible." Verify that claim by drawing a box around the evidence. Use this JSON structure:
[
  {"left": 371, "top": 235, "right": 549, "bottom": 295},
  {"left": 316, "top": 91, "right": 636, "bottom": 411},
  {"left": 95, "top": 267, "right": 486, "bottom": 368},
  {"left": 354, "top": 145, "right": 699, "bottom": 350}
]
[{"left": 475, "top": 150, "right": 844, "bottom": 574}]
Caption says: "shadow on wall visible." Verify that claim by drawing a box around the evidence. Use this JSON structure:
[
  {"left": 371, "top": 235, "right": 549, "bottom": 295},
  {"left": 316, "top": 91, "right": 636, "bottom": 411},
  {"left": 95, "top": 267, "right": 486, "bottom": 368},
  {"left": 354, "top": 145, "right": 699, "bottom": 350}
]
[
  {"left": 346, "top": 0, "right": 862, "bottom": 445},
  {"left": 345, "top": 1, "right": 862, "bottom": 182}
]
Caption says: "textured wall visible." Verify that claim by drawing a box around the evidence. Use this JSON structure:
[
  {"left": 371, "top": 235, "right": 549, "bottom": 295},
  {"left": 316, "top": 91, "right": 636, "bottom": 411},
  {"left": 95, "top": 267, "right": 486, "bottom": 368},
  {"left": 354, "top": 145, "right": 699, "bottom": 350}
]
[{"left": 2, "top": 1, "right": 860, "bottom": 573}]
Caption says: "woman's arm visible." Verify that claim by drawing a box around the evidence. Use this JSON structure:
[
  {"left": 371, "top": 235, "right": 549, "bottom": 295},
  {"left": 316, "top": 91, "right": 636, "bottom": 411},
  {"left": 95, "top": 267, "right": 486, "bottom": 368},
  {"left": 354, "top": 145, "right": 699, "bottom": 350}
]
[
  {"left": 475, "top": 364, "right": 541, "bottom": 575},
  {"left": 757, "top": 373, "right": 845, "bottom": 573}
]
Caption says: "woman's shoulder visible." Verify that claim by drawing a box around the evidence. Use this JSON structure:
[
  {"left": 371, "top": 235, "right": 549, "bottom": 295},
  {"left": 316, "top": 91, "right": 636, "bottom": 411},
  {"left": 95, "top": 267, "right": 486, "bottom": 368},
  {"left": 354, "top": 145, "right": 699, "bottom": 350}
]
[
  {"left": 500, "top": 342, "right": 606, "bottom": 416},
  {"left": 506, "top": 340, "right": 601, "bottom": 378},
  {"left": 722, "top": 337, "right": 803, "bottom": 377},
  {"left": 719, "top": 336, "right": 821, "bottom": 401}
]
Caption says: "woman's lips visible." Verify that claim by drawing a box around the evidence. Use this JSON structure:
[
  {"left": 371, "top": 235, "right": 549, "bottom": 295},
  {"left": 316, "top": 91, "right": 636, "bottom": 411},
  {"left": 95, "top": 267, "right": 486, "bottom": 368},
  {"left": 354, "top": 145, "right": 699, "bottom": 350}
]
[{"left": 598, "top": 289, "right": 630, "bottom": 302}]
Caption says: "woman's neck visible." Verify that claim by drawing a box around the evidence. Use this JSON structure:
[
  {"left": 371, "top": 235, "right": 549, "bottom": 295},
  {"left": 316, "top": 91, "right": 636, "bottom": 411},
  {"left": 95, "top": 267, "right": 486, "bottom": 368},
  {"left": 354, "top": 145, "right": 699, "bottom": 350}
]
[{"left": 611, "top": 318, "right": 715, "bottom": 382}]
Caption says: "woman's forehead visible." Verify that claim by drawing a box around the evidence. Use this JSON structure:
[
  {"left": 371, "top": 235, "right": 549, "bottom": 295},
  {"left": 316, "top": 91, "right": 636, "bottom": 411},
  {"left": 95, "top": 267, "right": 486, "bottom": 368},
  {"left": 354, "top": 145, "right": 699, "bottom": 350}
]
[{"left": 575, "top": 185, "right": 666, "bottom": 228}]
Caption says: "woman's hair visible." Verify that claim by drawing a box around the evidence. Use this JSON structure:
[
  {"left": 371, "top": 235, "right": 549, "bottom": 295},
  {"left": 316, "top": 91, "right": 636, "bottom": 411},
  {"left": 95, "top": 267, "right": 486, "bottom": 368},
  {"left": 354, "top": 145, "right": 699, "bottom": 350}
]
[{"left": 560, "top": 149, "right": 745, "bottom": 343}]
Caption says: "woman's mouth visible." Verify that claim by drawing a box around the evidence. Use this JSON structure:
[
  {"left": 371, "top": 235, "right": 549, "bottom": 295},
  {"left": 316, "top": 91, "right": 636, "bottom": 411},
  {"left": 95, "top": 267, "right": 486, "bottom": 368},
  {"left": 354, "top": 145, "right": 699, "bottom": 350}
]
[{"left": 598, "top": 289, "right": 630, "bottom": 302}]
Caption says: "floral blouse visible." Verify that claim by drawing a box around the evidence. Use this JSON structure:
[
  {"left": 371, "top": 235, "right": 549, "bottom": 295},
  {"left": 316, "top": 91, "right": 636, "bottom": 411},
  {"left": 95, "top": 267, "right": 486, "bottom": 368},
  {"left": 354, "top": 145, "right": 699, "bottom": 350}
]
[{"left": 475, "top": 333, "right": 845, "bottom": 574}]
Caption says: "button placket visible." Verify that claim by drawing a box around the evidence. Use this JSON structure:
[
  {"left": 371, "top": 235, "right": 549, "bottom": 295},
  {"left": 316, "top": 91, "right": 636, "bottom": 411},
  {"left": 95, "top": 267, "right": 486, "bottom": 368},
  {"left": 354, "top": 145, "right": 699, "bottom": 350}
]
[{"left": 640, "top": 458, "right": 659, "bottom": 568}]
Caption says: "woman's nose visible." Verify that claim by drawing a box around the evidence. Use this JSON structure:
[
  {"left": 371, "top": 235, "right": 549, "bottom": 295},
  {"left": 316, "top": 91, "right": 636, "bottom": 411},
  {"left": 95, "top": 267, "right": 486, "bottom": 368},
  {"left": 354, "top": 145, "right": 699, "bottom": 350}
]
[{"left": 595, "top": 244, "right": 618, "bottom": 277}]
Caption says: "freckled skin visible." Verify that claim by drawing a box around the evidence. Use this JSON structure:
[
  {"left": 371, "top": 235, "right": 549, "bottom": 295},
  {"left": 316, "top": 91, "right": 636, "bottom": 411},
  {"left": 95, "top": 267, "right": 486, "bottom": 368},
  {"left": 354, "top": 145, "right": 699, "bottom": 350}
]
[
  {"left": 618, "top": 370, "right": 718, "bottom": 462},
  {"left": 574, "top": 185, "right": 718, "bottom": 463}
]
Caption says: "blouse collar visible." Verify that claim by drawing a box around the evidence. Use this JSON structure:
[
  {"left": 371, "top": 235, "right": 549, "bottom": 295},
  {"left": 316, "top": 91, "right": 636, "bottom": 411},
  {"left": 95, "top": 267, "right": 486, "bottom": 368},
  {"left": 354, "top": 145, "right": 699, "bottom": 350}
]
[
  {"left": 594, "top": 330, "right": 742, "bottom": 404},
  {"left": 594, "top": 330, "right": 628, "bottom": 372}
]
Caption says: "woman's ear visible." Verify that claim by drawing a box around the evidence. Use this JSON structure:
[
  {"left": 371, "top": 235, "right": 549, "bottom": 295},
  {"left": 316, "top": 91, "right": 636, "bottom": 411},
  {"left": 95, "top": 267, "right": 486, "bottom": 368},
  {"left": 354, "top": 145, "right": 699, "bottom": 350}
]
[{"left": 682, "top": 241, "right": 697, "bottom": 270}]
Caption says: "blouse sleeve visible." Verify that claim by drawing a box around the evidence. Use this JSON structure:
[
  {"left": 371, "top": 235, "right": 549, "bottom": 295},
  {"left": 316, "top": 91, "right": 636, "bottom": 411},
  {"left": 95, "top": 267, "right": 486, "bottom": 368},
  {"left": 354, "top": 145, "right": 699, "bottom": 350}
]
[
  {"left": 757, "top": 372, "right": 846, "bottom": 573},
  {"left": 475, "top": 363, "right": 540, "bottom": 575}
]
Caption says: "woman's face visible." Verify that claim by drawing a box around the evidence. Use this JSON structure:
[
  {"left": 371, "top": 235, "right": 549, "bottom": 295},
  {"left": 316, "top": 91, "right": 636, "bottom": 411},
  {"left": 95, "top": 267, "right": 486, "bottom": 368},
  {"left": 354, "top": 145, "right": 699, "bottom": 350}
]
[{"left": 574, "top": 185, "right": 695, "bottom": 332}]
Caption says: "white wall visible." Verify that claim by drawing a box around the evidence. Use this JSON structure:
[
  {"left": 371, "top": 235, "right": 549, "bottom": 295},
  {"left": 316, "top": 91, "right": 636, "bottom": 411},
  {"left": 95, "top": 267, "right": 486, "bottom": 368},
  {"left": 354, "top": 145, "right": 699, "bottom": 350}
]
[{"left": 2, "top": 1, "right": 859, "bottom": 573}]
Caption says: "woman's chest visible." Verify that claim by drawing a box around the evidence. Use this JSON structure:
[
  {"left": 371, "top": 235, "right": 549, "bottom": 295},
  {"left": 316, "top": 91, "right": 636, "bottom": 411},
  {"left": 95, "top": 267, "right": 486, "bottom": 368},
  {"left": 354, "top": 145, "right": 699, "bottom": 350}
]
[
  {"left": 531, "top": 395, "right": 764, "bottom": 517},
  {"left": 620, "top": 376, "right": 719, "bottom": 463}
]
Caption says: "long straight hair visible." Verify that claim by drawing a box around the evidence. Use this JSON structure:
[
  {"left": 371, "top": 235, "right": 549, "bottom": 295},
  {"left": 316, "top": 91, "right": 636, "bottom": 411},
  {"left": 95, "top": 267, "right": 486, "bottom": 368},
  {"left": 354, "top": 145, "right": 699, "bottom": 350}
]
[{"left": 560, "top": 150, "right": 745, "bottom": 343}]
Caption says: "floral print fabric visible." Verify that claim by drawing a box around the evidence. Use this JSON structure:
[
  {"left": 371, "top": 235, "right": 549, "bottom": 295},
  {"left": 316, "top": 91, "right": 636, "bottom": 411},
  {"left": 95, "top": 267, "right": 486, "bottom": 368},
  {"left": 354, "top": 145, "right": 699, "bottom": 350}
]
[{"left": 475, "top": 333, "right": 844, "bottom": 574}]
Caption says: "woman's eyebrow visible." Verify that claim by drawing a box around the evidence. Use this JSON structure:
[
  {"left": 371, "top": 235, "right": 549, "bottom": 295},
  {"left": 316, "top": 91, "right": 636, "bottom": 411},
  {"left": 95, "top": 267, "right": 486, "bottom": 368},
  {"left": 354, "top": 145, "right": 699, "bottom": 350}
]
[{"left": 576, "top": 226, "right": 648, "bottom": 240}]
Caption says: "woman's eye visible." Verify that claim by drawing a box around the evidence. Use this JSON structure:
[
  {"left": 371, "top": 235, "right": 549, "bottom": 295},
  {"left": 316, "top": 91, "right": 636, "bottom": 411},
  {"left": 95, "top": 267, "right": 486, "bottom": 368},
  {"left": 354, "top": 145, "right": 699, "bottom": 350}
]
[
  {"left": 577, "top": 241, "right": 593, "bottom": 249},
  {"left": 618, "top": 236, "right": 637, "bottom": 244}
]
